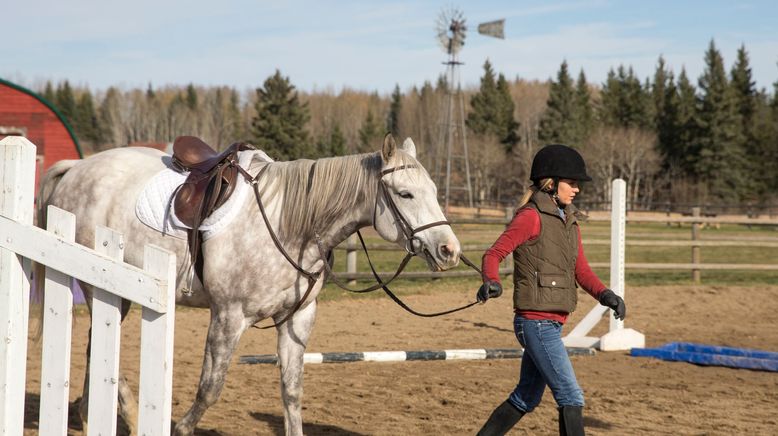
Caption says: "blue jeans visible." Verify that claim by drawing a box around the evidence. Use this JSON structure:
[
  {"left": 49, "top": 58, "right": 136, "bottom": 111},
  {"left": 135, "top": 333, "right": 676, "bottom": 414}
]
[{"left": 507, "top": 315, "right": 584, "bottom": 412}]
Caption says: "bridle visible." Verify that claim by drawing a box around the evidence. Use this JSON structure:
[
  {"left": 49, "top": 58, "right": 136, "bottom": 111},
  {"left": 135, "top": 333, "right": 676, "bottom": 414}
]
[
  {"left": 373, "top": 164, "right": 451, "bottom": 258},
  {"left": 242, "top": 161, "right": 480, "bottom": 329}
]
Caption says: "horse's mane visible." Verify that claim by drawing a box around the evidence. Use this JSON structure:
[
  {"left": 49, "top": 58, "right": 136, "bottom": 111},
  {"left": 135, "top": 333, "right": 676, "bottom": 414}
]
[{"left": 254, "top": 150, "right": 424, "bottom": 242}]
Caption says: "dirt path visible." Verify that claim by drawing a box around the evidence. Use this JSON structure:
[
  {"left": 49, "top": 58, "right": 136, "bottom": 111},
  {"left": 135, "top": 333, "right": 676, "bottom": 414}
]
[{"left": 25, "top": 285, "right": 778, "bottom": 435}]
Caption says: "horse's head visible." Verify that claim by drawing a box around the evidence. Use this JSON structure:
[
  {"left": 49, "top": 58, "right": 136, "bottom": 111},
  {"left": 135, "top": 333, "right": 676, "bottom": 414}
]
[{"left": 373, "top": 134, "right": 461, "bottom": 271}]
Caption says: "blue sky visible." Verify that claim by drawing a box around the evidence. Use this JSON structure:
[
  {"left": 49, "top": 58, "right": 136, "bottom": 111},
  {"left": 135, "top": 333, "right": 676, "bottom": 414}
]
[{"left": 3, "top": 0, "right": 777, "bottom": 95}]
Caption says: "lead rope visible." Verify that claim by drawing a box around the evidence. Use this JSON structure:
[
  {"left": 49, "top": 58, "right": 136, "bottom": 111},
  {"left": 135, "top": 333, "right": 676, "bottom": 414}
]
[
  {"left": 353, "top": 231, "right": 481, "bottom": 317},
  {"left": 245, "top": 162, "right": 482, "bottom": 329},
  {"left": 247, "top": 164, "right": 321, "bottom": 329}
]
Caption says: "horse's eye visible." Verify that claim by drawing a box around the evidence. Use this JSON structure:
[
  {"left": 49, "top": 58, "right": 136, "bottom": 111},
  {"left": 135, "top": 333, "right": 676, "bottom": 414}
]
[{"left": 398, "top": 191, "right": 414, "bottom": 199}]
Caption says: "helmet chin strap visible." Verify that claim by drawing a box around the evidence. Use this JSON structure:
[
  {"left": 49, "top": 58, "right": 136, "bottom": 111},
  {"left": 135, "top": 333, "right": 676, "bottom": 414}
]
[{"left": 550, "top": 177, "right": 565, "bottom": 208}]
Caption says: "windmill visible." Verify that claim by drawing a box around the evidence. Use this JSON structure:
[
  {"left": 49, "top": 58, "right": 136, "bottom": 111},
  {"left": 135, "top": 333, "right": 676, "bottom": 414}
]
[{"left": 433, "top": 7, "right": 504, "bottom": 211}]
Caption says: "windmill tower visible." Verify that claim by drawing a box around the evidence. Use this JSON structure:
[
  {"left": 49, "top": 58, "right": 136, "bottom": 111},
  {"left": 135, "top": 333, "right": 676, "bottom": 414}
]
[{"left": 434, "top": 8, "right": 504, "bottom": 211}]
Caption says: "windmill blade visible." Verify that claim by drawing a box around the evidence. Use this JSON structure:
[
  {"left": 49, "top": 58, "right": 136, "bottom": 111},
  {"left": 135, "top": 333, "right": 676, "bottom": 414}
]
[
  {"left": 478, "top": 19, "right": 505, "bottom": 39},
  {"left": 436, "top": 7, "right": 467, "bottom": 55}
]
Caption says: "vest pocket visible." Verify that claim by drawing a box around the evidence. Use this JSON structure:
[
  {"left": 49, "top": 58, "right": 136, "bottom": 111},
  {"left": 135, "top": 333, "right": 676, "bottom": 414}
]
[{"left": 537, "top": 272, "right": 571, "bottom": 304}]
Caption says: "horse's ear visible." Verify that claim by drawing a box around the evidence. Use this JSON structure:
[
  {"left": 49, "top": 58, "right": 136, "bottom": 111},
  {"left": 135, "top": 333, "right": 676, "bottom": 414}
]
[
  {"left": 401, "top": 137, "right": 417, "bottom": 159},
  {"left": 382, "top": 133, "right": 397, "bottom": 162}
]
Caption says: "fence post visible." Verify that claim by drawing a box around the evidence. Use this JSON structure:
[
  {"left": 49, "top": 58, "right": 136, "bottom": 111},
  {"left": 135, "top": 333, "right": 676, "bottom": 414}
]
[
  {"left": 691, "top": 207, "right": 701, "bottom": 283},
  {"left": 38, "top": 208, "right": 76, "bottom": 435},
  {"left": 137, "top": 245, "right": 176, "bottom": 435},
  {"left": 346, "top": 234, "right": 357, "bottom": 286},
  {"left": 0, "top": 136, "right": 36, "bottom": 435},
  {"left": 87, "top": 226, "right": 126, "bottom": 435}
]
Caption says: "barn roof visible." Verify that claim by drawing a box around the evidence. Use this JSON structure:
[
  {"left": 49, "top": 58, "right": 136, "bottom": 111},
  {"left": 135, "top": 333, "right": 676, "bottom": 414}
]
[{"left": 0, "top": 77, "right": 84, "bottom": 158}]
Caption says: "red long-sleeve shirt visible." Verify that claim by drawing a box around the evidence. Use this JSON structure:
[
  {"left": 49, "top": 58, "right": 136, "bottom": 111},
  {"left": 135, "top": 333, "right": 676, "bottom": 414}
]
[{"left": 482, "top": 207, "right": 607, "bottom": 323}]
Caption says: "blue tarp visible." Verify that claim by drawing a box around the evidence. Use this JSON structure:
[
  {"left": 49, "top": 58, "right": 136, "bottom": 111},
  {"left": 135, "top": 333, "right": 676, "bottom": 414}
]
[{"left": 631, "top": 342, "right": 778, "bottom": 372}]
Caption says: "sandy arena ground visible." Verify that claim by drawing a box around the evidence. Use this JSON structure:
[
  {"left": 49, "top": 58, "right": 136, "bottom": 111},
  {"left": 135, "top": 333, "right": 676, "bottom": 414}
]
[{"left": 24, "top": 285, "right": 778, "bottom": 435}]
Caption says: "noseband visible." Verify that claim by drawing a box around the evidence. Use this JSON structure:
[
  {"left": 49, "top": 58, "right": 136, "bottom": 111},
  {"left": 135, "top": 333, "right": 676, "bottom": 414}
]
[{"left": 374, "top": 164, "right": 452, "bottom": 257}]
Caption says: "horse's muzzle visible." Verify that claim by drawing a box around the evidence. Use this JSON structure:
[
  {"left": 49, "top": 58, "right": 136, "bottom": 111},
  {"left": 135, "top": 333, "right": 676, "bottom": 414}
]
[{"left": 434, "top": 239, "right": 461, "bottom": 270}]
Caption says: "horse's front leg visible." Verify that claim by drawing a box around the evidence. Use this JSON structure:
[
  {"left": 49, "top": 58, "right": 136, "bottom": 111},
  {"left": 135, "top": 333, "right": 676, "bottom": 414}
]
[
  {"left": 276, "top": 299, "right": 318, "bottom": 436},
  {"left": 175, "top": 302, "right": 247, "bottom": 436}
]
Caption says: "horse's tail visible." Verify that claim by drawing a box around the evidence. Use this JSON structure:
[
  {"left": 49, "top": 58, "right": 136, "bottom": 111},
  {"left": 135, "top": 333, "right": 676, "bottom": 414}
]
[{"left": 32, "top": 159, "right": 79, "bottom": 341}]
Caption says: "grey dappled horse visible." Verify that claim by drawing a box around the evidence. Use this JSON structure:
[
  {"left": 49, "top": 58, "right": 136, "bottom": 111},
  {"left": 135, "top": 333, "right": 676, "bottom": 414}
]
[{"left": 37, "top": 135, "right": 461, "bottom": 435}]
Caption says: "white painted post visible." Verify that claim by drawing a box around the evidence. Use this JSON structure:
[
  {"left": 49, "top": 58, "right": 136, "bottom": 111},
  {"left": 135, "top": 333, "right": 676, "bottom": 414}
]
[
  {"left": 599, "top": 179, "right": 645, "bottom": 351},
  {"left": 137, "top": 245, "right": 176, "bottom": 435},
  {"left": 38, "top": 208, "right": 76, "bottom": 436},
  {"left": 563, "top": 179, "right": 645, "bottom": 350},
  {"left": 0, "top": 136, "right": 36, "bottom": 436},
  {"left": 609, "top": 179, "right": 626, "bottom": 332},
  {"left": 346, "top": 234, "right": 357, "bottom": 286},
  {"left": 87, "top": 226, "right": 125, "bottom": 436}
]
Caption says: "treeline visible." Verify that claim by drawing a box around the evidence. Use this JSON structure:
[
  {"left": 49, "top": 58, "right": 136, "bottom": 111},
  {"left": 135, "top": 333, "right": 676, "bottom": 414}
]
[{"left": 38, "top": 40, "right": 777, "bottom": 208}]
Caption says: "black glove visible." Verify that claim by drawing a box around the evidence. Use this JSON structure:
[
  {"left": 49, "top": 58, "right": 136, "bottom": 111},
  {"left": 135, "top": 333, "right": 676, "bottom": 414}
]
[
  {"left": 477, "top": 281, "right": 503, "bottom": 303},
  {"left": 598, "top": 289, "right": 626, "bottom": 320}
]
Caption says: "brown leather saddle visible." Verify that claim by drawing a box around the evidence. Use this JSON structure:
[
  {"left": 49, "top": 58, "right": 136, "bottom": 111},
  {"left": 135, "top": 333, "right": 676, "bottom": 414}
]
[{"left": 171, "top": 136, "right": 254, "bottom": 280}]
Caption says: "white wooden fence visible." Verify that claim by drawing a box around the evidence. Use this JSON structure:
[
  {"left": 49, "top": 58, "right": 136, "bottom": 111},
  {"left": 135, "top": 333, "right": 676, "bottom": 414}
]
[{"left": 0, "top": 136, "right": 176, "bottom": 436}]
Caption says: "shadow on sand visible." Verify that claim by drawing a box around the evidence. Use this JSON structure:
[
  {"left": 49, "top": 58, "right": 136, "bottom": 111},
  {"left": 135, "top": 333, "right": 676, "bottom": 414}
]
[
  {"left": 250, "top": 411, "right": 366, "bottom": 436},
  {"left": 25, "top": 391, "right": 224, "bottom": 436}
]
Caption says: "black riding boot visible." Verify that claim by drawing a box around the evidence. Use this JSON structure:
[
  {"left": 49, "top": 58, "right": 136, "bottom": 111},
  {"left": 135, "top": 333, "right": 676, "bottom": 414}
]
[
  {"left": 476, "top": 400, "right": 525, "bottom": 436},
  {"left": 558, "top": 406, "right": 585, "bottom": 436}
]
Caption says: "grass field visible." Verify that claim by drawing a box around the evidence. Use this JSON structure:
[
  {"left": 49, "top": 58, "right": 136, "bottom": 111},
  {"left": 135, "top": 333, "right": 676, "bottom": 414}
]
[{"left": 321, "top": 220, "right": 778, "bottom": 301}]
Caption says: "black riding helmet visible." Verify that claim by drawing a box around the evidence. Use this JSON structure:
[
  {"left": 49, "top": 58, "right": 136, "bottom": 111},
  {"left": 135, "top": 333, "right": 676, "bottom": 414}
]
[{"left": 530, "top": 144, "right": 592, "bottom": 184}]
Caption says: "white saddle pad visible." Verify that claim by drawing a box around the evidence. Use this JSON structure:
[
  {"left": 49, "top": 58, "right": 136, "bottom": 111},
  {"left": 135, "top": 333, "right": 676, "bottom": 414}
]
[{"left": 135, "top": 149, "right": 272, "bottom": 240}]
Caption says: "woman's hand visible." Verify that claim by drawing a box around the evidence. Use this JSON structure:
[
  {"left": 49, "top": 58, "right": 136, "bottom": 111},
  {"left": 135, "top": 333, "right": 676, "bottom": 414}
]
[
  {"left": 477, "top": 281, "right": 503, "bottom": 303},
  {"left": 598, "top": 289, "right": 626, "bottom": 320}
]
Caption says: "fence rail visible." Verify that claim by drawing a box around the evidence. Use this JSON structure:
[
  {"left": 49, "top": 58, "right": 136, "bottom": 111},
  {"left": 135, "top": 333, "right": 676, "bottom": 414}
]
[{"left": 336, "top": 208, "right": 778, "bottom": 283}]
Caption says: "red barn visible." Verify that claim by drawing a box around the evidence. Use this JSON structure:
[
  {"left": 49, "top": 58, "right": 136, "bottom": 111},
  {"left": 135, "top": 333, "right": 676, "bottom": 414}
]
[{"left": 0, "top": 78, "right": 83, "bottom": 189}]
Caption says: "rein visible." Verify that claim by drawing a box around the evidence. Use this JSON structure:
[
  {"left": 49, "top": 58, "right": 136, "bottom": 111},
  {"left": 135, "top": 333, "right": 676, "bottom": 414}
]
[{"left": 243, "top": 161, "right": 481, "bottom": 329}]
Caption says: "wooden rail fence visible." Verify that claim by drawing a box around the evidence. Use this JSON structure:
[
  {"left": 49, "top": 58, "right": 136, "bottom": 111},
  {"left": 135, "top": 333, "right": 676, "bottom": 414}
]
[{"left": 337, "top": 207, "right": 778, "bottom": 284}]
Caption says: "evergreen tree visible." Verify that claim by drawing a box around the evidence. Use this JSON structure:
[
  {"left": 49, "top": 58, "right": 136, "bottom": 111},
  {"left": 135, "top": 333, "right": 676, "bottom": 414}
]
[
  {"left": 227, "top": 89, "right": 244, "bottom": 140},
  {"left": 418, "top": 81, "right": 437, "bottom": 147},
  {"left": 467, "top": 60, "right": 520, "bottom": 150},
  {"left": 656, "top": 71, "right": 679, "bottom": 169},
  {"left": 538, "top": 60, "right": 579, "bottom": 145},
  {"left": 696, "top": 40, "right": 747, "bottom": 201},
  {"left": 55, "top": 81, "right": 77, "bottom": 125},
  {"left": 652, "top": 56, "right": 670, "bottom": 129},
  {"left": 98, "top": 87, "right": 121, "bottom": 148},
  {"left": 316, "top": 124, "right": 347, "bottom": 157},
  {"left": 675, "top": 68, "right": 701, "bottom": 175},
  {"left": 729, "top": 44, "right": 762, "bottom": 193},
  {"left": 730, "top": 45, "right": 757, "bottom": 135},
  {"left": 750, "top": 90, "right": 776, "bottom": 197},
  {"left": 496, "top": 73, "right": 520, "bottom": 149},
  {"left": 466, "top": 60, "right": 498, "bottom": 135},
  {"left": 387, "top": 84, "right": 402, "bottom": 137},
  {"left": 328, "top": 124, "right": 347, "bottom": 156},
  {"left": 358, "top": 110, "right": 384, "bottom": 153},
  {"left": 599, "top": 66, "right": 651, "bottom": 129},
  {"left": 74, "top": 90, "right": 100, "bottom": 143},
  {"left": 770, "top": 80, "right": 778, "bottom": 191},
  {"left": 42, "top": 81, "right": 55, "bottom": 104},
  {"left": 185, "top": 84, "right": 198, "bottom": 110},
  {"left": 250, "top": 70, "right": 311, "bottom": 160},
  {"left": 574, "top": 69, "right": 594, "bottom": 141}
]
